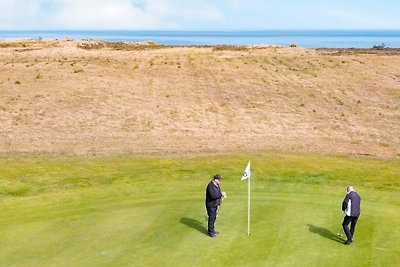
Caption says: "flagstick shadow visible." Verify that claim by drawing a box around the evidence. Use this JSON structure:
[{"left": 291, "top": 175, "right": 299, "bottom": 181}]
[
  {"left": 180, "top": 217, "right": 208, "bottom": 236},
  {"left": 307, "top": 224, "right": 344, "bottom": 244}
]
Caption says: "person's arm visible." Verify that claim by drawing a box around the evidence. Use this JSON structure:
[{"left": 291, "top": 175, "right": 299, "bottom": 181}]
[{"left": 342, "top": 194, "right": 350, "bottom": 211}]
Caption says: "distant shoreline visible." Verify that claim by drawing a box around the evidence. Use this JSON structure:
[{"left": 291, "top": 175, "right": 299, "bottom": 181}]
[
  {"left": 2, "top": 38, "right": 400, "bottom": 53},
  {"left": 1, "top": 30, "right": 400, "bottom": 48}
]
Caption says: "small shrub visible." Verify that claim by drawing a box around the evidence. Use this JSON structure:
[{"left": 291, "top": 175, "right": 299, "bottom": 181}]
[
  {"left": 133, "top": 64, "right": 139, "bottom": 70},
  {"left": 333, "top": 96, "right": 344, "bottom": 105},
  {"left": 372, "top": 43, "right": 388, "bottom": 50},
  {"left": 372, "top": 43, "right": 387, "bottom": 50},
  {"left": 290, "top": 44, "right": 297, "bottom": 48},
  {"left": 15, "top": 80, "right": 21, "bottom": 85}
]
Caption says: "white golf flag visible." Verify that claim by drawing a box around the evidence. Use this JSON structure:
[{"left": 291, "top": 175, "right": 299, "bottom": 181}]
[{"left": 241, "top": 162, "right": 250, "bottom": 180}]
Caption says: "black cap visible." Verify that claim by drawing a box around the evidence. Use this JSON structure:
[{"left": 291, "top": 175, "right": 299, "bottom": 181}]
[{"left": 213, "top": 174, "right": 223, "bottom": 180}]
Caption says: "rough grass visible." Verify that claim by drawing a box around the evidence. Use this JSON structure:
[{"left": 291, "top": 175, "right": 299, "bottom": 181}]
[
  {"left": 77, "top": 40, "right": 169, "bottom": 50},
  {"left": 0, "top": 152, "right": 399, "bottom": 266},
  {"left": 1, "top": 39, "right": 399, "bottom": 158}
]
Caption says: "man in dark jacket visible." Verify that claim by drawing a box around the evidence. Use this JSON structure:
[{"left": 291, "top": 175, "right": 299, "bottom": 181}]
[
  {"left": 205, "top": 174, "right": 226, "bottom": 238},
  {"left": 342, "top": 186, "right": 361, "bottom": 245}
]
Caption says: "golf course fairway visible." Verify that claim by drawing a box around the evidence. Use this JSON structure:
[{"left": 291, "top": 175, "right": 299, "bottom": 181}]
[{"left": 0, "top": 152, "right": 399, "bottom": 266}]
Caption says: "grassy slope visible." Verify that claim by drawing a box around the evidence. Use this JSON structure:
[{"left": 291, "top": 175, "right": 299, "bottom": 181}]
[
  {"left": 0, "top": 153, "right": 399, "bottom": 266},
  {"left": 1, "top": 41, "right": 400, "bottom": 157}
]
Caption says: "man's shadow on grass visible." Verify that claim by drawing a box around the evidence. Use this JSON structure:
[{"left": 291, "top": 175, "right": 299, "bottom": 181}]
[
  {"left": 180, "top": 217, "right": 208, "bottom": 235},
  {"left": 307, "top": 224, "right": 344, "bottom": 244},
  {"left": 180, "top": 216, "right": 247, "bottom": 236}
]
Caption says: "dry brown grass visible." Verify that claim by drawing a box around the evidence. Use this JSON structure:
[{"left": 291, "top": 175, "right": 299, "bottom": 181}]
[
  {"left": 77, "top": 40, "right": 167, "bottom": 50},
  {"left": 0, "top": 39, "right": 399, "bottom": 158}
]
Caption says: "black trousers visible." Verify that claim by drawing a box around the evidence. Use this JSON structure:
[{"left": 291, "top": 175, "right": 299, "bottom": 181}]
[
  {"left": 342, "top": 215, "right": 359, "bottom": 241},
  {"left": 206, "top": 206, "right": 218, "bottom": 235}
]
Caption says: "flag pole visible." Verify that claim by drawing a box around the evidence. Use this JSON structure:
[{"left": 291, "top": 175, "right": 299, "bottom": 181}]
[
  {"left": 248, "top": 172, "right": 250, "bottom": 236},
  {"left": 241, "top": 161, "right": 251, "bottom": 236}
]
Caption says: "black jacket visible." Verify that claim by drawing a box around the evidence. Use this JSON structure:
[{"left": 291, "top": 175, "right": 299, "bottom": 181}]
[
  {"left": 205, "top": 181, "right": 222, "bottom": 208},
  {"left": 342, "top": 191, "right": 361, "bottom": 217}
]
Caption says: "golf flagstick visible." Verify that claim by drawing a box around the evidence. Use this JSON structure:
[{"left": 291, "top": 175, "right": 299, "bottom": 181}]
[
  {"left": 241, "top": 162, "right": 251, "bottom": 236},
  {"left": 248, "top": 168, "right": 250, "bottom": 236}
]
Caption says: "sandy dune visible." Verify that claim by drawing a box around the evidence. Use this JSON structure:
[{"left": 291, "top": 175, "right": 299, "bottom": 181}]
[{"left": 0, "top": 39, "right": 399, "bottom": 158}]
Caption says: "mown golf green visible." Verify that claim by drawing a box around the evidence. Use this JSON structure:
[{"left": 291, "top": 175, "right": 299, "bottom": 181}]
[{"left": 0, "top": 152, "right": 399, "bottom": 266}]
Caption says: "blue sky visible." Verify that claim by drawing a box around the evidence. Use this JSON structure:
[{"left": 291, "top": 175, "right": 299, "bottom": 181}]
[{"left": 0, "top": 0, "right": 399, "bottom": 30}]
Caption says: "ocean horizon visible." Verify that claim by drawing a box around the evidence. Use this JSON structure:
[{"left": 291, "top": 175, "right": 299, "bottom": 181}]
[{"left": 1, "top": 30, "right": 400, "bottom": 48}]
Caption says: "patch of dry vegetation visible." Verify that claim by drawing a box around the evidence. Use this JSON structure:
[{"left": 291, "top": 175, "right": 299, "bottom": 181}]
[
  {"left": 0, "top": 39, "right": 399, "bottom": 158},
  {"left": 318, "top": 48, "right": 400, "bottom": 56},
  {"left": 77, "top": 40, "right": 167, "bottom": 50}
]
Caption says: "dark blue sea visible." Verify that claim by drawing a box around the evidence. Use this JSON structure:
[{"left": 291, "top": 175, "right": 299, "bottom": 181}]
[{"left": 1, "top": 30, "right": 399, "bottom": 48}]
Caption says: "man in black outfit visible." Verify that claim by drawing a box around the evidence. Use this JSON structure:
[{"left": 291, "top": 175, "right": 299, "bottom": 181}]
[
  {"left": 205, "top": 174, "right": 226, "bottom": 238},
  {"left": 342, "top": 186, "right": 361, "bottom": 245}
]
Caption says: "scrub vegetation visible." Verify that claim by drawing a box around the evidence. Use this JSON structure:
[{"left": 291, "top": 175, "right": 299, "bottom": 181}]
[{"left": 1, "top": 39, "right": 399, "bottom": 158}]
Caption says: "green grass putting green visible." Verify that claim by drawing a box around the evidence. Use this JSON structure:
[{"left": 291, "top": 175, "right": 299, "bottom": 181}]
[{"left": 0, "top": 152, "right": 399, "bottom": 266}]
